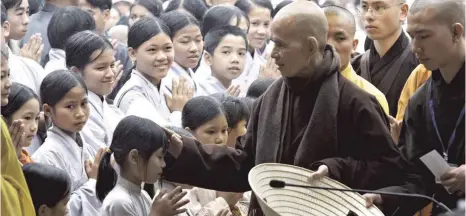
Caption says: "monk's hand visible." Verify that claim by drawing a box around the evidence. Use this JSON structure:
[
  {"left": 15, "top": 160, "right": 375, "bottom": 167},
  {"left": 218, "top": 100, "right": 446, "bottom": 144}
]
[
  {"left": 388, "top": 116, "right": 402, "bottom": 143},
  {"left": 216, "top": 191, "right": 243, "bottom": 207},
  {"left": 259, "top": 56, "right": 281, "bottom": 79},
  {"left": 9, "top": 119, "right": 25, "bottom": 159},
  {"left": 440, "top": 165, "right": 465, "bottom": 195},
  {"left": 216, "top": 209, "right": 232, "bottom": 216},
  {"left": 162, "top": 127, "right": 183, "bottom": 157},
  {"left": 307, "top": 165, "right": 329, "bottom": 182},
  {"left": 226, "top": 85, "right": 241, "bottom": 97},
  {"left": 151, "top": 187, "right": 189, "bottom": 216},
  {"left": 20, "top": 33, "right": 43, "bottom": 63},
  {"left": 165, "top": 77, "right": 194, "bottom": 112},
  {"left": 85, "top": 148, "right": 105, "bottom": 180},
  {"left": 363, "top": 193, "right": 383, "bottom": 208}
]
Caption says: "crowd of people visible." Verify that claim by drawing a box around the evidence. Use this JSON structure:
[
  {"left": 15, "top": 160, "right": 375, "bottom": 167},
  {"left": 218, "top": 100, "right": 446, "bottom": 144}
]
[{"left": 0, "top": 0, "right": 464, "bottom": 216}]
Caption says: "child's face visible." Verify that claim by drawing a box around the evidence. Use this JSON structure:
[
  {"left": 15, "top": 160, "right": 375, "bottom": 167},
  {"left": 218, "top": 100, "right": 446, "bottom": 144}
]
[
  {"left": 0, "top": 58, "right": 11, "bottom": 106},
  {"left": 81, "top": 49, "right": 116, "bottom": 96},
  {"left": 173, "top": 25, "right": 203, "bottom": 69},
  {"left": 207, "top": 35, "right": 247, "bottom": 82},
  {"left": 191, "top": 114, "right": 229, "bottom": 145},
  {"left": 326, "top": 14, "right": 357, "bottom": 71},
  {"left": 130, "top": 33, "right": 174, "bottom": 84},
  {"left": 226, "top": 119, "right": 247, "bottom": 148},
  {"left": 39, "top": 194, "right": 70, "bottom": 216},
  {"left": 78, "top": 0, "right": 109, "bottom": 35},
  {"left": 137, "top": 148, "right": 166, "bottom": 184},
  {"left": 11, "top": 98, "right": 40, "bottom": 147},
  {"left": 6, "top": 0, "right": 29, "bottom": 40},
  {"left": 247, "top": 6, "right": 271, "bottom": 50},
  {"left": 45, "top": 86, "right": 90, "bottom": 134},
  {"left": 129, "top": 4, "right": 151, "bottom": 27}
]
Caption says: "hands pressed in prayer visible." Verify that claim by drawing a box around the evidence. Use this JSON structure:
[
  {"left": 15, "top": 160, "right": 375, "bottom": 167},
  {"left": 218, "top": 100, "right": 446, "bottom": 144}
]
[
  {"left": 259, "top": 56, "right": 281, "bottom": 79},
  {"left": 216, "top": 191, "right": 243, "bottom": 207},
  {"left": 165, "top": 77, "right": 194, "bottom": 112},
  {"left": 20, "top": 33, "right": 44, "bottom": 63},
  {"left": 440, "top": 165, "right": 465, "bottom": 195},
  {"left": 216, "top": 209, "right": 232, "bottom": 216},
  {"left": 226, "top": 85, "right": 241, "bottom": 97},
  {"left": 111, "top": 60, "right": 123, "bottom": 88},
  {"left": 85, "top": 148, "right": 105, "bottom": 180},
  {"left": 307, "top": 165, "right": 329, "bottom": 183},
  {"left": 150, "top": 187, "right": 189, "bottom": 216},
  {"left": 362, "top": 193, "right": 383, "bottom": 208},
  {"left": 388, "top": 116, "right": 402, "bottom": 144},
  {"left": 9, "top": 119, "right": 25, "bottom": 158}
]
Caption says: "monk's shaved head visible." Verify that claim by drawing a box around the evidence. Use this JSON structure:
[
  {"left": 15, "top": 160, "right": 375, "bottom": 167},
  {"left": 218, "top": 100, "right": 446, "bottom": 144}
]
[
  {"left": 273, "top": 1, "right": 328, "bottom": 52},
  {"left": 323, "top": 5, "right": 356, "bottom": 36},
  {"left": 410, "top": 0, "right": 465, "bottom": 33}
]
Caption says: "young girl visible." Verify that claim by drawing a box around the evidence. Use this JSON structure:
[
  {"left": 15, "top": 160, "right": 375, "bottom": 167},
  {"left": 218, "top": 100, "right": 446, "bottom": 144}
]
[
  {"left": 114, "top": 17, "right": 192, "bottom": 128},
  {"left": 44, "top": 6, "right": 97, "bottom": 75},
  {"left": 22, "top": 163, "right": 71, "bottom": 216},
  {"left": 194, "top": 5, "right": 249, "bottom": 82},
  {"left": 180, "top": 96, "right": 248, "bottom": 216},
  {"left": 160, "top": 11, "right": 205, "bottom": 96},
  {"left": 65, "top": 30, "right": 125, "bottom": 151},
  {"left": 233, "top": 0, "right": 274, "bottom": 93},
  {"left": 32, "top": 70, "right": 102, "bottom": 216},
  {"left": 210, "top": 93, "right": 250, "bottom": 148},
  {"left": 1, "top": 83, "right": 40, "bottom": 165},
  {"left": 129, "top": 0, "right": 164, "bottom": 27},
  {"left": 97, "top": 115, "right": 189, "bottom": 216},
  {"left": 164, "top": 0, "right": 207, "bottom": 23}
]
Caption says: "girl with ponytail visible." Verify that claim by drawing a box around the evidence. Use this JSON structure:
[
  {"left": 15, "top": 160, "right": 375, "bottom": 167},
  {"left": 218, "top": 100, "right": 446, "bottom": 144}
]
[{"left": 97, "top": 115, "right": 189, "bottom": 216}]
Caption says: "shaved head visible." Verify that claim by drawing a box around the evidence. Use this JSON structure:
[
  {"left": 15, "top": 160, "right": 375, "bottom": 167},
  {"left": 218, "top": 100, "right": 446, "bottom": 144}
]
[
  {"left": 410, "top": 0, "right": 465, "bottom": 31},
  {"left": 323, "top": 5, "right": 356, "bottom": 36},
  {"left": 273, "top": 1, "right": 328, "bottom": 52}
]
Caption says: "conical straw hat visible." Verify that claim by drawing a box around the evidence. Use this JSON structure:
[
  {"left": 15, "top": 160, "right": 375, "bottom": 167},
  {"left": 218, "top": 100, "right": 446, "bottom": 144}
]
[{"left": 248, "top": 163, "right": 384, "bottom": 216}]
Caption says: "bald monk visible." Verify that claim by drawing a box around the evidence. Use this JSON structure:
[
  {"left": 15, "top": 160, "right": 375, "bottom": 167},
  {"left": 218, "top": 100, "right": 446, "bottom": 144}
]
[
  {"left": 324, "top": 5, "right": 390, "bottom": 116},
  {"left": 364, "top": 0, "right": 465, "bottom": 214},
  {"left": 163, "top": 1, "right": 405, "bottom": 215},
  {"left": 351, "top": 0, "right": 419, "bottom": 117}
]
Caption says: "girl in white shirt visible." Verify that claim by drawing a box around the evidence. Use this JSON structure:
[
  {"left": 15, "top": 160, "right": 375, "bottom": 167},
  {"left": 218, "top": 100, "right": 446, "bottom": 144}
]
[
  {"left": 65, "top": 30, "right": 125, "bottom": 151},
  {"left": 114, "top": 17, "right": 192, "bottom": 128},
  {"left": 160, "top": 11, "right": 205, "bottom": 97},
  {"left": 97, "top": 115, "right": 189, "bottom": 216}
]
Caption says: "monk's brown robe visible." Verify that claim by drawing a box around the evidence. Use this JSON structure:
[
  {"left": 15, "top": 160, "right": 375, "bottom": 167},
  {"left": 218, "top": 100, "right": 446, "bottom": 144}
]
[{"left": 164, "top": 45, "right": 406, "bottom": 215}]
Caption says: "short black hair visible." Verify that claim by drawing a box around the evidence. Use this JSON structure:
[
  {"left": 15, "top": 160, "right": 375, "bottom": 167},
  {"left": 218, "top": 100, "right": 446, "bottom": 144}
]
[
  {"left": 84, "top": 0, "right": 112, "bottom": 11},
  {"left": 132, "top": 0, "right": 163, "bottom": 17},
  {"left": 165, "top": 0, "right": 208, "bottom": 22},
  {"left": 204, "top": 25, "right": 248, "bottom": 55},
  {"left": 160, "top": 10, "right": 200, "bottom": 38},
  {"left": 246, "top": 78, "right": 275, "bottom": 99},
  {"left": 48, "top": 6, "right": 96, "bottom": 49},
  {"left": 2, "top": 0, "right": 22, "bottom": 10},
  {"left": 235, "top": 0, "right": 272, "bottom": 15},
  {"left": 201, "top": 5, "right": 249, "bottom": 37},
  {"left": 210, "top": 93, "right": 250, "bottom": 128},
  {"left": 1, "top": 2, "right": 7, "bottom": 24}
]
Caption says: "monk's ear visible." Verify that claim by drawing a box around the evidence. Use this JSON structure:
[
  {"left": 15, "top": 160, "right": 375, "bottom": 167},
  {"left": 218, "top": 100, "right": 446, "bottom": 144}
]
[
  {"left": 451, "top": 23, "right": 464, "bottom": 43},
  {"left": 399, "top": 3, "right": 409, "bottom": 23},
  {"left": 352, "top": 39, "right": 359, "bottom": 51},
  {"left": 306, "top": 36, "right": 318, "bottom": 56},
  {"left": 204, "top": 51, "right": 213, "bottom": 66}
]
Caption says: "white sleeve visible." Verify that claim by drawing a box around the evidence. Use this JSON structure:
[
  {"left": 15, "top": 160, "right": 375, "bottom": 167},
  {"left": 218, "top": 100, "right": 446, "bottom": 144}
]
[
  {"left": 125, "top": 93, "right": 170, "bottom": 127},
  {"left": 68, "top": 179, "right": 101, "bottom": 216},
  {"left": 185, "top": 188, "right": 230, "bottom": 216},
  {"left": 100, "top": 198, "right": 139, "bottom": 216}
]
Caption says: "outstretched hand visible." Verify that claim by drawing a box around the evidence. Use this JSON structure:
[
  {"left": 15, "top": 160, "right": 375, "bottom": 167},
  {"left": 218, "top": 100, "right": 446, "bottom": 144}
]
[{"left": 307, "top": 165, "right": 329, "bottom": 183}]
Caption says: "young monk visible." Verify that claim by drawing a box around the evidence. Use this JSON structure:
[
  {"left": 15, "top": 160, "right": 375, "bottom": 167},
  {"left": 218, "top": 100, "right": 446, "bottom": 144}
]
[
  {"left": 162, "top": 2, "right": 405, "bottom": 215},
  {"left": 364, "top": 0, "right": 465, "bottom": 215},
  {"left": 351, "top": 0, "right": 419, "bottom": 117},
  {"left": 324, "top": 5, "right": 390, "bottom": 116}
]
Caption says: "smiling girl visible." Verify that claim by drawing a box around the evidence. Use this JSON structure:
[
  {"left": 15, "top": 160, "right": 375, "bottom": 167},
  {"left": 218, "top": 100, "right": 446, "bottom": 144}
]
[{"left": 65, "top": 30, "right": 125, "bottom": 151}]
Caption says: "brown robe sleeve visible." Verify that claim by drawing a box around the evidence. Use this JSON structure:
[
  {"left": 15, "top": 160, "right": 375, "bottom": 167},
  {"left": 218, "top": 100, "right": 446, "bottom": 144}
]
[
  {"left": 163, "top": 97, "right": 262, "bottom": 193},
  {"left": 310, "top": 82, "right": 405, "bottom": 191}
]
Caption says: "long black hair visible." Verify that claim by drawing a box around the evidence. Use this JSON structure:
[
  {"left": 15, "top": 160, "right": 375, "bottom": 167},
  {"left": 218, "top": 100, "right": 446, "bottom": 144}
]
[
  {"left": 132, "top": 0, "right": 164, "bottom": 17},
  {"left": 1, "top": 83, "right": 39, "bottom": 124},
  {"left": 40, "top": 70, "right": 88, "bottom": 107},
  {"left": 210, "top": 93, "right": 250, "bottom": 128},
  {"left": 182, "top": 96, "right": 225, "bottom": 131},
  {"left": 201, "top": 5, "right": 249, "bottom": 37},
  {"left": 22, "top": 163, "right": 71, "bottom": 214},
  {"left": 96, "top": 115, "right": 168, "bottom": 201},
  {"left": 107, "top": 17, "right": 171, "bottom": 100},
  {"left": 65, "top": 30, "right": 113, "bottom": 70},
  {"left": 160, "top": 10, "right": 200, "bottom": 39},
  {"left": 165, "top": 0, "right": 207, "bottom": 22}
]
